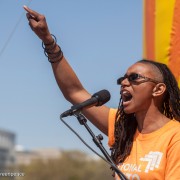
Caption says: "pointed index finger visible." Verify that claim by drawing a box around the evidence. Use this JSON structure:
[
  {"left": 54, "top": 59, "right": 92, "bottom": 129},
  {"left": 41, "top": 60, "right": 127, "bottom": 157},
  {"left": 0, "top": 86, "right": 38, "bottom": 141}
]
[{"left": 23, "top": 6, "right": 42, "bottom": 20}]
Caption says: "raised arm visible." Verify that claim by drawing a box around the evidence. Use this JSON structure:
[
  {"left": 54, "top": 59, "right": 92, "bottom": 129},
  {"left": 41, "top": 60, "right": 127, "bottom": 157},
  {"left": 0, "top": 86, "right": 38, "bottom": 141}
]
[{"left": 23, "top": 6, "right": 110, "bottom": 135}]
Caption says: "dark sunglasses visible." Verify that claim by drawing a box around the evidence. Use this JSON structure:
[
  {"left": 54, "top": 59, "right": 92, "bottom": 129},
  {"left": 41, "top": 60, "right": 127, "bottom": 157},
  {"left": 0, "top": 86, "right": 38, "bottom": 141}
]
[{"left": 117, "top": 73, "right": 160, "bottom": 85}]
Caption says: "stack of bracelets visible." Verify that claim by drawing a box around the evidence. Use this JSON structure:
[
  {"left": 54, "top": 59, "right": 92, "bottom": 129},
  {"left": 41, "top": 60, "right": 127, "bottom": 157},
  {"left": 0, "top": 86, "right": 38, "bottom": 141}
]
[{"left": 42, "top": 34, "right": 63, "bottom": 63}]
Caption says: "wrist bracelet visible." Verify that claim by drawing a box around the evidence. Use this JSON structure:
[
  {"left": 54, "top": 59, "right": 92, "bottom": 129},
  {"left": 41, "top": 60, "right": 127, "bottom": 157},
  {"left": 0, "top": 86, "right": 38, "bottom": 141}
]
[
  {"left": 44, "top": 45, "right": 61, "bottom": 57},
  {"left": 42, "top": 34, "right": 64, "bottom": 64},
  {"left": 42, "top": 34, "right": 57, "bottom": 47},
  {"left": 48, "top": 51, "right": 64, "bottom": 63}
]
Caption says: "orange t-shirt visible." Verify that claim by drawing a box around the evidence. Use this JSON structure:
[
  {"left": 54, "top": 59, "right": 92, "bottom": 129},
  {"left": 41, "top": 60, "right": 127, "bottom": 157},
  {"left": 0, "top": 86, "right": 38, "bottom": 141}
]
[{"left": 108, "top": 108, "right": 180, "bottom": 180}]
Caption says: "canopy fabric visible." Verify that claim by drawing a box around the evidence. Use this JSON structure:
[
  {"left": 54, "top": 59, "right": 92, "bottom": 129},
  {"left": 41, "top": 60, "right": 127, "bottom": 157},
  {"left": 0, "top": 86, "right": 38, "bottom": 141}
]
[{"left": 143, "top": 0, "right": 180, "bottom": 86}]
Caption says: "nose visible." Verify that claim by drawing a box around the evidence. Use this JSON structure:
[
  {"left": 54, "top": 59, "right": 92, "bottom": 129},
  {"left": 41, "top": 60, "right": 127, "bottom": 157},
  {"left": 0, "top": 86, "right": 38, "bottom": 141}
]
[{"left": 121, "top": 77, "right": 130, "bottom": 87}]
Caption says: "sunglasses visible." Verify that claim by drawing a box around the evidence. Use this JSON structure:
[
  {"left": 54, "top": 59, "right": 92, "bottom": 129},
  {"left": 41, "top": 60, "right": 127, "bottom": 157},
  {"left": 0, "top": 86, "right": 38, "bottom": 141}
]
[{"left": 117, "top": 73, "right": 160, "bottom": 85}]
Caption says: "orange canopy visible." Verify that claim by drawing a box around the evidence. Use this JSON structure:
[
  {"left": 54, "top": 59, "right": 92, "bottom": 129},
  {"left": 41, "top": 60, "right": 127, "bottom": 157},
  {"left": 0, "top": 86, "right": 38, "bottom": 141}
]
[{"left": 143, "top": 0, "right": 180, "bottom": 86}]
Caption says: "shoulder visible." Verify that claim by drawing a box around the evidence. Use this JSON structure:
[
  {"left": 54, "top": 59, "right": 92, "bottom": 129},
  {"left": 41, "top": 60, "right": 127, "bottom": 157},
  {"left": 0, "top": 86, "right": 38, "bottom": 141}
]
[
  {"left": 167, "top": 120, "right": 180, "bottom": 146},
  {"left": 108, "top": 108, "right": 117, "bottom": 121},
  {"left": 169, "top": 120, "right": 180, "bottom": 135},
  {"left": 108, "top": 108, "right": 117, "bottom": 147}
]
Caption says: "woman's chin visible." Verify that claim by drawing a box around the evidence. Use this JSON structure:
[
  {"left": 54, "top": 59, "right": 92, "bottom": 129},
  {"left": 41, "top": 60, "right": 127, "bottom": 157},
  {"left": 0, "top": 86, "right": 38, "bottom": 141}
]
[{"left": 123, "top": 106, "right": 135, "bottom": 114}]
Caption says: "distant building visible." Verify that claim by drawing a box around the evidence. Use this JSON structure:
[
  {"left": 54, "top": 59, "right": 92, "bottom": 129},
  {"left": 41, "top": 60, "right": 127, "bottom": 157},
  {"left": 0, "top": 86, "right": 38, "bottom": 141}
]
[
  {"left": 15, "top": 148, "right": 100, "bottom": 166},
  {"left": 15, "top": 148, "right": 62, "bottom": 165},
  {"left": 0, "top": 128, "right": 16, "bottom": 169}
]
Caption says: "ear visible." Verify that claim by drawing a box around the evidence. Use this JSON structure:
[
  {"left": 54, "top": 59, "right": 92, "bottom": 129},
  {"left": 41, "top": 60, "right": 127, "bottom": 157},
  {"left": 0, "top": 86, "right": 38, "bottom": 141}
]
[{"left": 152, "top": 83, "right": 166, "bottom": 97}]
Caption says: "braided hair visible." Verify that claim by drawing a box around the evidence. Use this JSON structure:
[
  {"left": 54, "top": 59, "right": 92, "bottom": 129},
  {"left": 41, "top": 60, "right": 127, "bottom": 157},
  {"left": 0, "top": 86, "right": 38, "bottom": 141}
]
[{"left": 111, "top": 59, "right": 180, "bottom": 164}]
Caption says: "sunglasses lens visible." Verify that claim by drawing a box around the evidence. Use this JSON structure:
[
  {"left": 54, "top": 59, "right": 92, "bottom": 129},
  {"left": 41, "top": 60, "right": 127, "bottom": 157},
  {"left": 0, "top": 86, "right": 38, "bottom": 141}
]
[
  {"left": 129, "top": 73, "right": 139, "bottom": 81},
  {"left": 117, "top": 77, "right": 124, "bottom": 85},
  {"left": 117, "top": 73, "right": 140, "bottom": 84}
]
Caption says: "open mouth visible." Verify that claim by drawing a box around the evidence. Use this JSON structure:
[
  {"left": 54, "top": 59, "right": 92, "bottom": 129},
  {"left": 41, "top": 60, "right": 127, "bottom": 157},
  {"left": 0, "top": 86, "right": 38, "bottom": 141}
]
[{"left": 121, "top": 90, "right": 132, "bottom": 102}]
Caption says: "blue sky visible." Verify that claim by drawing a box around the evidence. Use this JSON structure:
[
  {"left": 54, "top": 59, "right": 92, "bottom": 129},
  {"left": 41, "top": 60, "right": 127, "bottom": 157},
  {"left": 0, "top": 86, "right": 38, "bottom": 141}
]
[{"left": 0, "top": 0, "right": 142, "bottom": 155}]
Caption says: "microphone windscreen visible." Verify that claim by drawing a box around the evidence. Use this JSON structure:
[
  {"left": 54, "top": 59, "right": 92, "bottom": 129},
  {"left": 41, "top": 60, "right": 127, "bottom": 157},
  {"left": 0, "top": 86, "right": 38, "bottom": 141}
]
[{"left": 92, "top": 89, "right": 111, "bottom": 106}]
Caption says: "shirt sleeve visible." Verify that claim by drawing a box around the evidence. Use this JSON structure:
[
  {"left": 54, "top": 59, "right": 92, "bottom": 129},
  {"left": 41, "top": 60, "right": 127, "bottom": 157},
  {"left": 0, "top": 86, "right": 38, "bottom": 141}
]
[
  {"left": 108, "top": 108, "right": 117, "bottom": 147},
  {"left": 165, "top": 132, "right": 180, "bottom": 179}
]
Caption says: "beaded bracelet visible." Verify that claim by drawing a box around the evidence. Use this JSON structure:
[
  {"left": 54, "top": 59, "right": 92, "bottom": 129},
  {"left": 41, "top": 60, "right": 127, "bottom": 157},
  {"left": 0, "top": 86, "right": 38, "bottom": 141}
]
[
  {"left": 48, "top": 51, "right": 64, "bottom": 63},
  {"left": 42, "top": 34, "right": 57, "bottom": 52},
  {"left": 45, "top": 46, "right": 62, "bottom": 60},
  {"left": 42, "top": 34, "right": 64, "bottom": 64},
  {"left": 44, "top": 45, "right": 61, "bottom": 57}
]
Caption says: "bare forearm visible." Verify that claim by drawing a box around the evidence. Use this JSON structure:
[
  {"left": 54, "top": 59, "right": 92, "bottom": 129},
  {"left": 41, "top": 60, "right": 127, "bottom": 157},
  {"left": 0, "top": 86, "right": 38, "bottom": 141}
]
[
  {"left": 51, "top": 56, "right": 90, "bottom": 103},
  {"left": 41, "top": 35, "right": 88, "bottom": 103}
]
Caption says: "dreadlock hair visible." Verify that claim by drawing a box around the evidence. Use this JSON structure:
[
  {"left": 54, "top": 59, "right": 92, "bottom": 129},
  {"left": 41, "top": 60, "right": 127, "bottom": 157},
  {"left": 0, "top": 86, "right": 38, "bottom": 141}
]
[{"left": 111, "top": 59, "right": 180, "bottom": 164}]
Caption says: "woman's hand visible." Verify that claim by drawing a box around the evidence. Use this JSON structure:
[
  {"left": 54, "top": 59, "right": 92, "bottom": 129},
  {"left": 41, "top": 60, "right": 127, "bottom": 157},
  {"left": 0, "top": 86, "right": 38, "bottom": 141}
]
[{"left": 23, "top": 6, "right": 52, "bottom": 44}]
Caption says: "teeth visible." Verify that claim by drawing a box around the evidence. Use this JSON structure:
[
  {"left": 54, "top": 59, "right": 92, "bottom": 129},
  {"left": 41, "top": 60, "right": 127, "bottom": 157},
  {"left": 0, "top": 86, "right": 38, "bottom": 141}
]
[
  {"left": 122, "top": 91, "right": 129, "bottom": 94},
  {"left": 121, "top": 90, "right": 130, "bottom": 95},
  {"left": 121, "top": 90, "right": 132, "bottom": 102}
]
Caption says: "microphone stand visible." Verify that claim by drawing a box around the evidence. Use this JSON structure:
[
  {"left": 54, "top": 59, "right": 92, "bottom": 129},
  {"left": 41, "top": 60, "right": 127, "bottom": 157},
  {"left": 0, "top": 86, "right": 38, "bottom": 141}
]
[{"left": 75, "top": 113, "right": 127, "bottom": 180}]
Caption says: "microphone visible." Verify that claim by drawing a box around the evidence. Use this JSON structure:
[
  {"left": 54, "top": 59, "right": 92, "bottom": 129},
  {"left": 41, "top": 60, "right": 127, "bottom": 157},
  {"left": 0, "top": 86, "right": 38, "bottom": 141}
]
[{"left": 61, "top": 89, "right": 111, "bottom": 117}]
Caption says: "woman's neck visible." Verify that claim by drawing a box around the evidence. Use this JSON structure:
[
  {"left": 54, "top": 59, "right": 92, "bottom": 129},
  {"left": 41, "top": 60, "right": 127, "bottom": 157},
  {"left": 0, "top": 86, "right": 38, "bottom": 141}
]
[{"left": 135, "top": 108, "right": 170, "bottom": 134}]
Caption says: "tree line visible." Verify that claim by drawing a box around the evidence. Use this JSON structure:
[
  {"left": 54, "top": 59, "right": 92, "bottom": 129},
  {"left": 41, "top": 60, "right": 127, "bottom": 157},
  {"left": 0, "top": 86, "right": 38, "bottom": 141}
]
[{"left": 15, "top": 150, "right": 114, "bottom": 180}]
